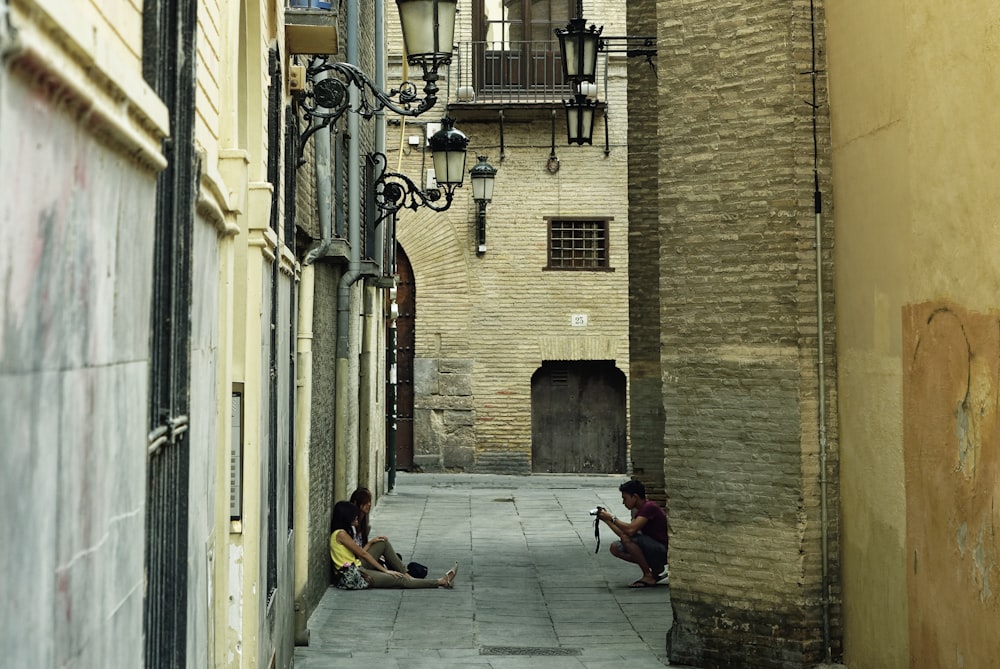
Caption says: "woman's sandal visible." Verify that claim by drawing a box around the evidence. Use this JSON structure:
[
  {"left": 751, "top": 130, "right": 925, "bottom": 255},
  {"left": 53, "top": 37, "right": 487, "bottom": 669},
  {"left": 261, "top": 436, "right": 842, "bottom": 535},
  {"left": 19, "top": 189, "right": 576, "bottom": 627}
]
[{"left": 441, "top": 562, "right": 459, "bottom": 589}]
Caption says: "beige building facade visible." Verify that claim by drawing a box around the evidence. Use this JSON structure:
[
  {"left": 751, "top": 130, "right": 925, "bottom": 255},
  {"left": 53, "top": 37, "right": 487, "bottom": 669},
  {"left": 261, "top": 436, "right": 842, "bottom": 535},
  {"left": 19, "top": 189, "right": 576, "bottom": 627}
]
[{"left": 386, "top": 0, "right": 633, "bottom": 476}]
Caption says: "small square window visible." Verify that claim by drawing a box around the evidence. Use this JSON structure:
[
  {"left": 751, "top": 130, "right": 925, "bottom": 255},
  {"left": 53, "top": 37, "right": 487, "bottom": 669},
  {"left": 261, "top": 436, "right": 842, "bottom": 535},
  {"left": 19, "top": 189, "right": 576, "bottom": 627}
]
[{"left": 546, "top": 218, "right": 612, "bottom": 270}]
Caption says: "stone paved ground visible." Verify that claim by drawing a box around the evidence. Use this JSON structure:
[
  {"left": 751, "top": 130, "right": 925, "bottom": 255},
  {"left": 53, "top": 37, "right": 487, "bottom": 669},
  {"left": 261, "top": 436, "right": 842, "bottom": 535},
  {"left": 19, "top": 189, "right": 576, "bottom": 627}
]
[{"left": 293, "top": 472, "right": 687, "bottom": 668}]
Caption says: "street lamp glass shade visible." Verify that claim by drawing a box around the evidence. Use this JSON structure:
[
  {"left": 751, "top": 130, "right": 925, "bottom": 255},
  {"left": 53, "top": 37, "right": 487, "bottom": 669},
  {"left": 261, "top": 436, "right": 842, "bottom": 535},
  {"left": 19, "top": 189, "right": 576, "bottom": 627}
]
[
  {"left": 556, "top": 18, "right": 601, "bottom": 84},
  {"left": 428, "top": 117, "right": 470, "bottom": 186},
  {"left": 565, "top": 94, "right": 597, "bottom": 145},
  {"left": 396, "top": 0, "right": 458, "bottom": 72},
  {"left": 469, "top": 156, "right": 497, "bottom": 202}
]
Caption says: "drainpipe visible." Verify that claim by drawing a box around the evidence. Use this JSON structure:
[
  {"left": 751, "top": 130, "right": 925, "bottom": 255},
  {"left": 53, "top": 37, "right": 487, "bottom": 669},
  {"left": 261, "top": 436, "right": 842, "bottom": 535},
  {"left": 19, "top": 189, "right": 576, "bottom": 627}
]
[
  {"left": 292, "top": 263, "right": 315, "bottom": 646},
  {"left": 374, "top": 0, "right": 399, "bottom": 492},
  {"left": 304, "top": 97, "right": 334, "bottom": 266},
  {"left": 602, "top": 49, "right": 610, "bottom": 157},
  {"left": 375, "top": 0, "right": 386, "bottom": 158},
  {"left": 334, "top": 0, "right": 363, "bottom": 503}
]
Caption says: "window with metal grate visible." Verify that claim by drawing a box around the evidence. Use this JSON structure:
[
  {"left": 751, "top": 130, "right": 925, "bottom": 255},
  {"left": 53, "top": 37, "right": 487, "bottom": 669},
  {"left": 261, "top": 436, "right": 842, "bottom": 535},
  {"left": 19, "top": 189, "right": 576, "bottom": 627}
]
[{"left": 545, "top": 217, "right": 613, "bottom": 270}]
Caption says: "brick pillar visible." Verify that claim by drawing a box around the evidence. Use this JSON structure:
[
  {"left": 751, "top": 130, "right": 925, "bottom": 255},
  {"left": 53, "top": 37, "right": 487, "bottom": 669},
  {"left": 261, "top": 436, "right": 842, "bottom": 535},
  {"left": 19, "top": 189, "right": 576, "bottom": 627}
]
[{"left": 646, "top": 1, "right": 839, "bottom": 666}]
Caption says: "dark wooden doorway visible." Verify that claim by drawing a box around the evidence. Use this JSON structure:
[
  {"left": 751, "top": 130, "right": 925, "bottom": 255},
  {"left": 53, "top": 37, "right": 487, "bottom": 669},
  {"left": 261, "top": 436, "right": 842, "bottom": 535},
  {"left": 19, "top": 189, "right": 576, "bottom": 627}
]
[
  {"left": 395, "top": 245, "right": 415, "bottom": 470},
  {"left": 531, "top": 360, "right": 627, "bottom": 473}
]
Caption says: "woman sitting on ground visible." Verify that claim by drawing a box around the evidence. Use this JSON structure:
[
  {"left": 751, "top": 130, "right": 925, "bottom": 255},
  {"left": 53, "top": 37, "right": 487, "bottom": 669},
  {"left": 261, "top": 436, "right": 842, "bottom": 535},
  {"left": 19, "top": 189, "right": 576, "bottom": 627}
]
[
  {"left": 330, "top": 500, "right": 457, "bottom": 589},
  {"left": 349, "top": 487, "right": 408, "bottom": 573}
]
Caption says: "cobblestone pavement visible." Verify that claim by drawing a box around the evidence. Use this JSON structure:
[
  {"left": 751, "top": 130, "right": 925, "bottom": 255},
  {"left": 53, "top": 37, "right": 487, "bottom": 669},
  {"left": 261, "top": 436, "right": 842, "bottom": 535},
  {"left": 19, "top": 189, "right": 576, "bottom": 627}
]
[{"left": 293, "top": 472, "right": 688, "bottom": 668}]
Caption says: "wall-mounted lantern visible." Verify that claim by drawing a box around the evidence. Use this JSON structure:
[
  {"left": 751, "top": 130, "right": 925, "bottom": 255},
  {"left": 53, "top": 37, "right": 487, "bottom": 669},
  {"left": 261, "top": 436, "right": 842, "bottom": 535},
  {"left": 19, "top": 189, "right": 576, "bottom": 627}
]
[
  {"left": 555, "top": 0, "right": 656, "bottom": 147},
  {"left": 469, "top": 155, "right": 498, "bottom": 255},
  {"left": 372, "top": 117, "right": 470, "bottom": 227},
  {"left": 555, "top": 1, "right": 602, "bottom": 86}
]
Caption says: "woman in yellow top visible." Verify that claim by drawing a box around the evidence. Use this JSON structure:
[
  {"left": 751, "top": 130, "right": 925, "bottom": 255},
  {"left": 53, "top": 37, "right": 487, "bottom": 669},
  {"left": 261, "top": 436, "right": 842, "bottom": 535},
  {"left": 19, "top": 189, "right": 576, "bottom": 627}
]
[
  {"left": 349, "top": 487, "right": 408, "bottom": 574},
  {"left": 329, "top": 500, "right": 458, "bottom": 589}
]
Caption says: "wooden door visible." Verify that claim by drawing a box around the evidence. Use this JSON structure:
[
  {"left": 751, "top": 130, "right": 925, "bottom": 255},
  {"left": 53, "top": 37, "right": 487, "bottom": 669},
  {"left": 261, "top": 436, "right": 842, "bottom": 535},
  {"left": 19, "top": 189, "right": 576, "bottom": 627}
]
[
  {"left": 395, "top": 245, "right": 415, "bottom": 470},
  {"left": 531, "top": 360, "right": 627, "bottom": 473}
]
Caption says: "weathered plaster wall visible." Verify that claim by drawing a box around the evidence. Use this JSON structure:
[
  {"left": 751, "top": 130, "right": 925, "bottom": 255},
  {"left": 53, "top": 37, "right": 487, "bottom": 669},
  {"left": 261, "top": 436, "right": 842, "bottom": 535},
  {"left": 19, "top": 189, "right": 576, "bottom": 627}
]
[
  {"left": 0, "top": 41, "right": 160, "bottom": 669},
  {"left": 903, "top": 303, "right": 1000, "bottom": 668},
  {"left": 186, "top": 210, "right": 224, "bottom": 668},
  {"left": 827, "top": 1, "right": 1000, "bottom": 666}
]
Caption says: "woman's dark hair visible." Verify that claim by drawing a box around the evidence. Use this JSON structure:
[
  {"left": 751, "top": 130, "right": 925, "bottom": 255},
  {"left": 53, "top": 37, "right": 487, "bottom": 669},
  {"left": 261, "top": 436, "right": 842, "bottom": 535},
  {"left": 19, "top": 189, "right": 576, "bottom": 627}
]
[
  {"left": 331, "top": 501, "right": 359, "bottom": 534},
  {"left": 349, "top": 487, "right": 372, "bottom": 545}
]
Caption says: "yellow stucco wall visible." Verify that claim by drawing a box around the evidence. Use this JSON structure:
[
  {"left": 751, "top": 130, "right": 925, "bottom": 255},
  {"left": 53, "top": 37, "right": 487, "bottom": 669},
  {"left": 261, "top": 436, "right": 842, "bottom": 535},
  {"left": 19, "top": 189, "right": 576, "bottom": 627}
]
[{"left": 827, "top": 2, "right": 1000, "bottom": 666}]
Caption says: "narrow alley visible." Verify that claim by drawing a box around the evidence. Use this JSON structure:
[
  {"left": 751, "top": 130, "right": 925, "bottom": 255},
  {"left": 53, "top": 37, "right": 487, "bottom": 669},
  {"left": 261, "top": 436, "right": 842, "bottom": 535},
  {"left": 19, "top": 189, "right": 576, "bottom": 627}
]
[{"left": 294, "top": 473, "right": 681, "bottom": 668}]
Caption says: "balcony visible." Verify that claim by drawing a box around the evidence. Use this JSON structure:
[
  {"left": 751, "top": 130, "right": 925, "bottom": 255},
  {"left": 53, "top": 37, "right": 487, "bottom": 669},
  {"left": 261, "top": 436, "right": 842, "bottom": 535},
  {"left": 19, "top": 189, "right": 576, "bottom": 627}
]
[
  {"left": 284, "top": 1, "right": 338, "bottom": 56},
  {"left": 448, "top": 40, "right": 606, "bottom": 122}
]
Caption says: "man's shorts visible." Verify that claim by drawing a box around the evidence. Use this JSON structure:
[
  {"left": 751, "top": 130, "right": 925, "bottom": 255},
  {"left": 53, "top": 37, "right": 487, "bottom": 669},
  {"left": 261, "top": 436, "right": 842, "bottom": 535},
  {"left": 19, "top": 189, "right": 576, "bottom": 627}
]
[{"left": 614, "top": 533, "right": 667, "bottom": 572}]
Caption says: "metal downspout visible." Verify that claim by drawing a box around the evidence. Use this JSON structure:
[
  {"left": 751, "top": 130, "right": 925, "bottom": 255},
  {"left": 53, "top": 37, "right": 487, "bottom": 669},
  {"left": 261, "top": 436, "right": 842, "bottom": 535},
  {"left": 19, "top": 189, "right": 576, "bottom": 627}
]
[
  {"left": 375, "top": 0, "right": 386, "bottom": 155},
  {"left": 335, "top": 0, "right": 363, "bottom": 503},
  {"left": 603, "top": 49, "right": 610, "bottom": 156},
  {"left": 292, "top": 263, "right": 315, "bottom": 646},
  {"left": 304, "top": 104, "right": 334, "bottom": 265},
  {"left": 374, "top": 0, "right": 398, "bottom": 491}
]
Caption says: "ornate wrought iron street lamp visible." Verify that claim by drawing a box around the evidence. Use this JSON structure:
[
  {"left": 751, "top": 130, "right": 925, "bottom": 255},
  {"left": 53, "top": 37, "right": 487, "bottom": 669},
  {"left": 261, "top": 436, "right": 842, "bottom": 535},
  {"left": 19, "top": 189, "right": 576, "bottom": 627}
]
[
  {"left": 396, "top": 0, "right": 458, "bottom": 85},
  {"left": 555, "top": 1, "right": 656, "bottom": 146},
  {"left": 372, "top": 117, "right": 470, "bottom": 227},
  {"left": 469, "top": 155, "right": 498, "bottom": 255},
  {"left": 295, "top": 0, "right": 458, "bottom": 154},
  {"left": 555, "top": 1, "right": 602, "bottom": 86},
  {"left": 563, "top": 93, "right": 598, "bottom": 146},
  {"left": 555, "top": 1, "right": 602, "bottom": 145}
]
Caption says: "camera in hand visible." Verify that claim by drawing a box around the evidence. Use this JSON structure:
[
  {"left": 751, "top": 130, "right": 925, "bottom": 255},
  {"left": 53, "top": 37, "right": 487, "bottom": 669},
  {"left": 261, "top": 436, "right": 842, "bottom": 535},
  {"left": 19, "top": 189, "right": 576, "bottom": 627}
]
[{"left": 589, "top": 506, "right": 603, "bottom": 516}]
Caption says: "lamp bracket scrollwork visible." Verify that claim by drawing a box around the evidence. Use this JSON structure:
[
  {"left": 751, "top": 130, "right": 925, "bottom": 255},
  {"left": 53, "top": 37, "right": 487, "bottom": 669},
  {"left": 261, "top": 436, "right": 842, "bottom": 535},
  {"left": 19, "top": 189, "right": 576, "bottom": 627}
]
[
  {"left": 294, "top": 57, "right": 441, "bottom": 164},
  {"left": 371, "top": 152, "right": 456, "bottom": 228}
]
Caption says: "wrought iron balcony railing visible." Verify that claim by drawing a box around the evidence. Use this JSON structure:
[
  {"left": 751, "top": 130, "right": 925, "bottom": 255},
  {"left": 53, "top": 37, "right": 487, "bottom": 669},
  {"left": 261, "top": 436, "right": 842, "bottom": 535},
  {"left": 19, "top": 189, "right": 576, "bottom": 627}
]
[{"left": 452, "top": 40, "right": 606, "bottom": 106}]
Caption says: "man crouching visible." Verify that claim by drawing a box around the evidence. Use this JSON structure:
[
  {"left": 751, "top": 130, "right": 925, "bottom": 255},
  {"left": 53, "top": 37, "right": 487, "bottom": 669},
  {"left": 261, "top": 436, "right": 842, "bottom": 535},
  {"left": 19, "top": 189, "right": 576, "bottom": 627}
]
[{"left": 596, "top": 479, "right": 668, "bottom": 588}]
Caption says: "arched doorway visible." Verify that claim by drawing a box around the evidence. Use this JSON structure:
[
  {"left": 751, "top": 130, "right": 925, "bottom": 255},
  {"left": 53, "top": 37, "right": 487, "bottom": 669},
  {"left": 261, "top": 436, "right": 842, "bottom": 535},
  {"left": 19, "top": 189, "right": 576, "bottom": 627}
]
[
  {"left": 395, "top": 245, "right": 415, "bottom": 470},
  {"left": 531, "top": 360, "right": 627, "bottom": 473}
]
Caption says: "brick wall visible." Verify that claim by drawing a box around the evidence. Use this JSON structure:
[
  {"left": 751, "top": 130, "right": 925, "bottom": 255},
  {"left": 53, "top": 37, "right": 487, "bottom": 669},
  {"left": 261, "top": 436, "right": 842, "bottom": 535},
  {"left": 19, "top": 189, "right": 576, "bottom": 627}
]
[
  {"left": 648, "top": 1, "right": 840, "bottom": 666},
  {"left": 395, "top": 134, "right": 633, "bottom": 473},
  {"left": 626, "top": 0, "right": 666, "bottom": 505}
]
